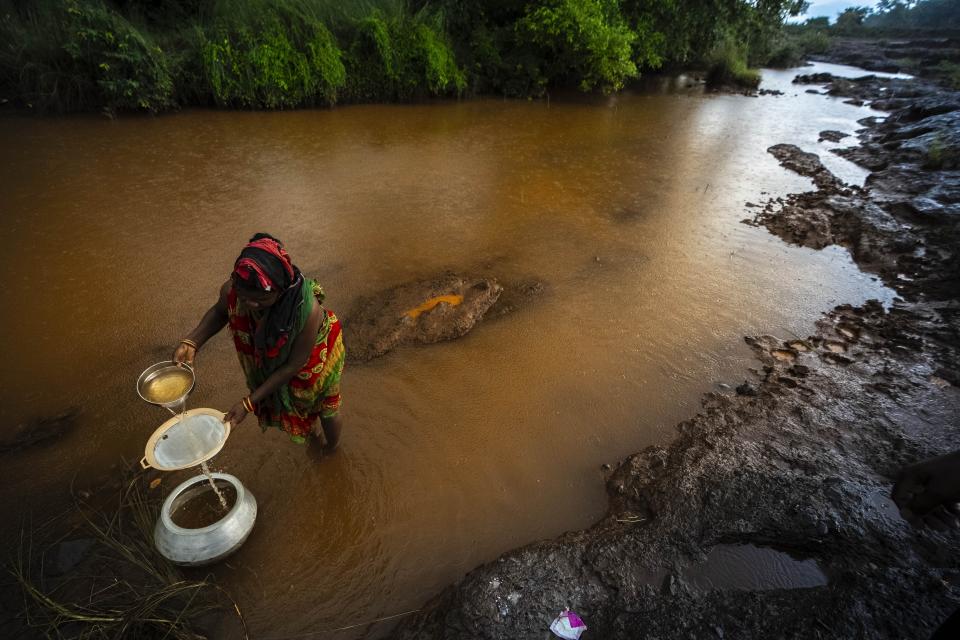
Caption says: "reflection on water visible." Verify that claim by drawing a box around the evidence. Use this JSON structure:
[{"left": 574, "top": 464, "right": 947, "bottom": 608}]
[{"left": 0, "top": 62, "right": 892, "bottom": 638}]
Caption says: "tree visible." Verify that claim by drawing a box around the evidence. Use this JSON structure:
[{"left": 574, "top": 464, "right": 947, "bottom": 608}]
[{"left": 835, "top": 6, "right": 871, "bottom": 32}]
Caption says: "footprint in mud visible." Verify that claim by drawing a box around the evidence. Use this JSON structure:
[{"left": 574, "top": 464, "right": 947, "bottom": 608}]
[
  {"left": 771, "top": 349, "right": 797, "bottom": 363},
  {"left": 836, "top": 324, "right": 861, "bottom": 341},
  {"left": 777, "top": 376, "right": 800, "bottom": 388},
  {"left": 825, "top": 341, "right": 848, "bottom": 353},
  {"left": 822, "top": 352, "right": 854, "bottom": 366},
  {"left": 789, "top": 364, "right": 810, "bottom": 377},
  {"left": 788, "top": 340, "right": 811, "bottom": 352}
]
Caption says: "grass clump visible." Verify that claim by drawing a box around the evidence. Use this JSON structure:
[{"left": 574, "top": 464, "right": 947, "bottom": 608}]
[
  {"left": 924, "top": 134, "right": 960, "bottom": 170},
  {"left": 8, "top": 470, "right": 247, "bottom": 639},
  {"left": 705, "top": 35, "right": 760, "bottom": 89},
  {"left": 763, "top": 29, "right": 830, "bottom": 68},
  {"left": 929, "top": 60, "right": 960, "bottom": 90}
]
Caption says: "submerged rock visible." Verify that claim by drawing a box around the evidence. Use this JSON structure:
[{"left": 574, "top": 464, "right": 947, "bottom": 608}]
[
  {"left": 818, "top": 130, "right": 849, "bottom": 143},
  {"left": 344, "top": 273, "right": 503, "bottom": 363},
  {"left": 0, "top": 409, "right": 79, "bottom": 454}
]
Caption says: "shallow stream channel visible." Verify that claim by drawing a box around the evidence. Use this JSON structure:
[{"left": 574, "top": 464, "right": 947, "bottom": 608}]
[{"left": 0, "top": 62, "right": 903, "bottom": 638}]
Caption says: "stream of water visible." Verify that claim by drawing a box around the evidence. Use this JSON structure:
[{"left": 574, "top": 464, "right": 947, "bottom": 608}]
[{"left": 0, "top": 62, "right": 902, "bottom": 638}]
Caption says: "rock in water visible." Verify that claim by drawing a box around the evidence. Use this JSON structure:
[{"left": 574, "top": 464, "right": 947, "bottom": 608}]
[{"left": 344, "top": 273, "right": 503, "bottom": 363}]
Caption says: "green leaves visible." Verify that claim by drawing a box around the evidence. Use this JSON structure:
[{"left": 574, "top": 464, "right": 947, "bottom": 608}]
[
  {"left": 200, "top": 8, "right": 345, "bottom": 108},
  {"left": 60, "top": 0, "right": 174, "bottom": 112},
  {"left": 518, "top": 0, "right": 639, "bottom": 92},
  {"left": 343, "top": 8, "right": 465, "bottom": 101}
]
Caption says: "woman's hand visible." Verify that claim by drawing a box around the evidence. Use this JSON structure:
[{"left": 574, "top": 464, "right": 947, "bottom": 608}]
[
  {"left": 224, "top": 401, "right": 249, "bottom": 429},
  {"left": 173, "top": 342, "right": 197, "bottom": 365}
]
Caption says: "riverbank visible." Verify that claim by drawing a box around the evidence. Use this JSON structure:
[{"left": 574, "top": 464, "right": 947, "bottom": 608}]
[
  {"left": 391, "top": 75, "right": 960, "bottom": 638},
  {"left": 810, "top": 36, "right": 960, "bottom": 87}
]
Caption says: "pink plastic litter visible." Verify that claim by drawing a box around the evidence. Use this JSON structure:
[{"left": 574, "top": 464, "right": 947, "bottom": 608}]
[{"left": 549, "top": 609, "right": 587, "bottom": 639}]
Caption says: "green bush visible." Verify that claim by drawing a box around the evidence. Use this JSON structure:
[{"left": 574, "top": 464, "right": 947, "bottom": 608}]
[
  {"left": 0, "top": 0, "right": 173, "bottom": 112},
  {"left": 795, "top": 29, "right": 828, "bottom": 55},
  {"left": 706, "top": 35, "right": 760, "bottom": 88},
  {"left": 762, "top": 29, "right": 829, "bottom": 68},
  {"left": 517, "top": 0, "right": 640, "bottom": 93},
  {"left": 925, "top": 135, "right": 960, "bottom": 170},
  {"left": 341, "top": 8, "right": 465, "bottom": 101},
  {"left": 929, "top": 60, "right": 960, "bottom": 90},
  {"left": 765, "top": 39, "right": 802, "bottom": 68},
  {"left": 198, "top": 3, "right": 345, "bottom": 108}
]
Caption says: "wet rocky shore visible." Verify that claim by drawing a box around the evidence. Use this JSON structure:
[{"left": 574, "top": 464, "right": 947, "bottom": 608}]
[
  {"left": 811, "top": 36, "right": 960, "bottom": 81},
  {"left": 391, "top": 75, "right": 960, "bottom": 638}
]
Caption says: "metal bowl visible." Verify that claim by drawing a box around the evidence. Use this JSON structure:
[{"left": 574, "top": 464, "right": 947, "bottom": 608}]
[
  {"left": 154, "top": 473, "right": 257, "bottom": 566},
  {"left": 137, "top": 361, "right": 195, "bottom": 409}
]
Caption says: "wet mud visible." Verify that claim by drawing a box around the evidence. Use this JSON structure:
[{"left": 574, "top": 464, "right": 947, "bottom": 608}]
[
  {"left": 392, "top": 78, "right": 960, "bottom": 638},
  {"left": 343, "top": 273, "right": 503, "bottom": 363}
]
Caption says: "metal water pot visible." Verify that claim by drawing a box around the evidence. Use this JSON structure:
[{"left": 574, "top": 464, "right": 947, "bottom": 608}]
[{"left": 154, "top": 472, "right": 257, "bottom": 566}]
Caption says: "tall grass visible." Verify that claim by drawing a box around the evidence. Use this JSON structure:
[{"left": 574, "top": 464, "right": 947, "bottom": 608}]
[
  {"left": 8, "top": 469, "right": 247, "bottom": 638},
  {"left": 340, "top": 5, "right": 464, "bottom": 101},
  {"left": 0, "top": 0, "right": 174, "bottom": 113},
  {"left": 197, "top": 0, "right": 346, "bottom": 107},
  {"left": 0, "top": 0, "right": 465, "bottom": 111}
]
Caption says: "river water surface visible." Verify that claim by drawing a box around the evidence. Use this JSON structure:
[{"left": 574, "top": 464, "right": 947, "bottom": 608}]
[{"left": 0, "top": 62, "right": 896, "bottom": 637}]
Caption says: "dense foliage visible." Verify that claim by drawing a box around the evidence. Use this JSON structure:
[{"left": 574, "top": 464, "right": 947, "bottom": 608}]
[{"left": 0, "top": 0, "right": 810, "bottom": 113}]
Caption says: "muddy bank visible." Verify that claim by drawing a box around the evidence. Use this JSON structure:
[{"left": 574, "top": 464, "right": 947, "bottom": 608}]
[
  {"left": 391, "top": 80, "right": 960, "bottom": 638},
  {"left": 811, "top": 37, "right": 960, "bottom": 82}
]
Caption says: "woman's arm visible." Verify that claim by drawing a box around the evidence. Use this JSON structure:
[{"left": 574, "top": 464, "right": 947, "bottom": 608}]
[
  {"left": 172, "top": 280, "right": 232, "bottom": 364},
  {"left": 224, "top": 299, "right": 323, "bottom": 427}
]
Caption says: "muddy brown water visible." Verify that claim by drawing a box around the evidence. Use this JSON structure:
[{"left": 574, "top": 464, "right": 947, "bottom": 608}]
[
  {"left": 172, "top": 481, "right": 238, "bottom": 529},
  {"left": 0, "top": 63, "right": 897, "bottom": 637}
]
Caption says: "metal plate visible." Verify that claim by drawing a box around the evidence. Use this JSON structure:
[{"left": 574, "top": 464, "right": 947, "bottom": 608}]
[{"left": 141, "top": 408, "right": 230, "bottom": 471}]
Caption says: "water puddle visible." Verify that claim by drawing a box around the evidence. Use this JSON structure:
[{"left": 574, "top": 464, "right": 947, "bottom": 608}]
[{"left": 681, "top": 544, "right": 827, "bottom": 591}]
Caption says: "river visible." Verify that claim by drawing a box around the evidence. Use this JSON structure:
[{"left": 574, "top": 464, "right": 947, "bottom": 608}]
[{"left": 0, "top": 62, "right": 900, "bottom": 638}]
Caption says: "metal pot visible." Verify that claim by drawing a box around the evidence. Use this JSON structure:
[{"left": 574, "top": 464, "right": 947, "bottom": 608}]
[{"left": 154, "top": 473, "right": 257, "bottom": 566}]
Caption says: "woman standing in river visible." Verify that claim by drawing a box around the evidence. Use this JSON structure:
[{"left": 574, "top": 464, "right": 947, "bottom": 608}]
[{"left": 172, "top": 233, "right": 344, "bottom": 450}]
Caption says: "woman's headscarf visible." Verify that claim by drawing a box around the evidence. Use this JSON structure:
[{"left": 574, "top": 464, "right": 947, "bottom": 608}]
[{"left": 233, "top": 233, "right": 305, "bottom": 360}]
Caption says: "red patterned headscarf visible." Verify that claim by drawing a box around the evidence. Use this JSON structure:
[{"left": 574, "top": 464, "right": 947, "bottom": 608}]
[
  {"left": 232, "top": 233, "right": 305, "bottom": 360},
  {"left": 233, "top": 236, "right": 296, "bottom": 292}
]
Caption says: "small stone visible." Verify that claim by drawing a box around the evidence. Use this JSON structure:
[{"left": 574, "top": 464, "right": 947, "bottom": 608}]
[
  {"left": 601, "top": 463, "right": 612, "bottom": 471},
  {"left": 77, "top": 489, "right": 92, "bottom": 500},
  {"left": 736, "top": 381, "right": 758, "bottom": 396},
  {"left": 50, "top": 538, "right": 95, "bottom": 575}
]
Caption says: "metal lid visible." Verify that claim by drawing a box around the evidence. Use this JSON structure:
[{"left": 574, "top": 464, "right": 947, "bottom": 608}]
[{"left": 141, "top": 408, "right": 230, "bottom": 471}]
